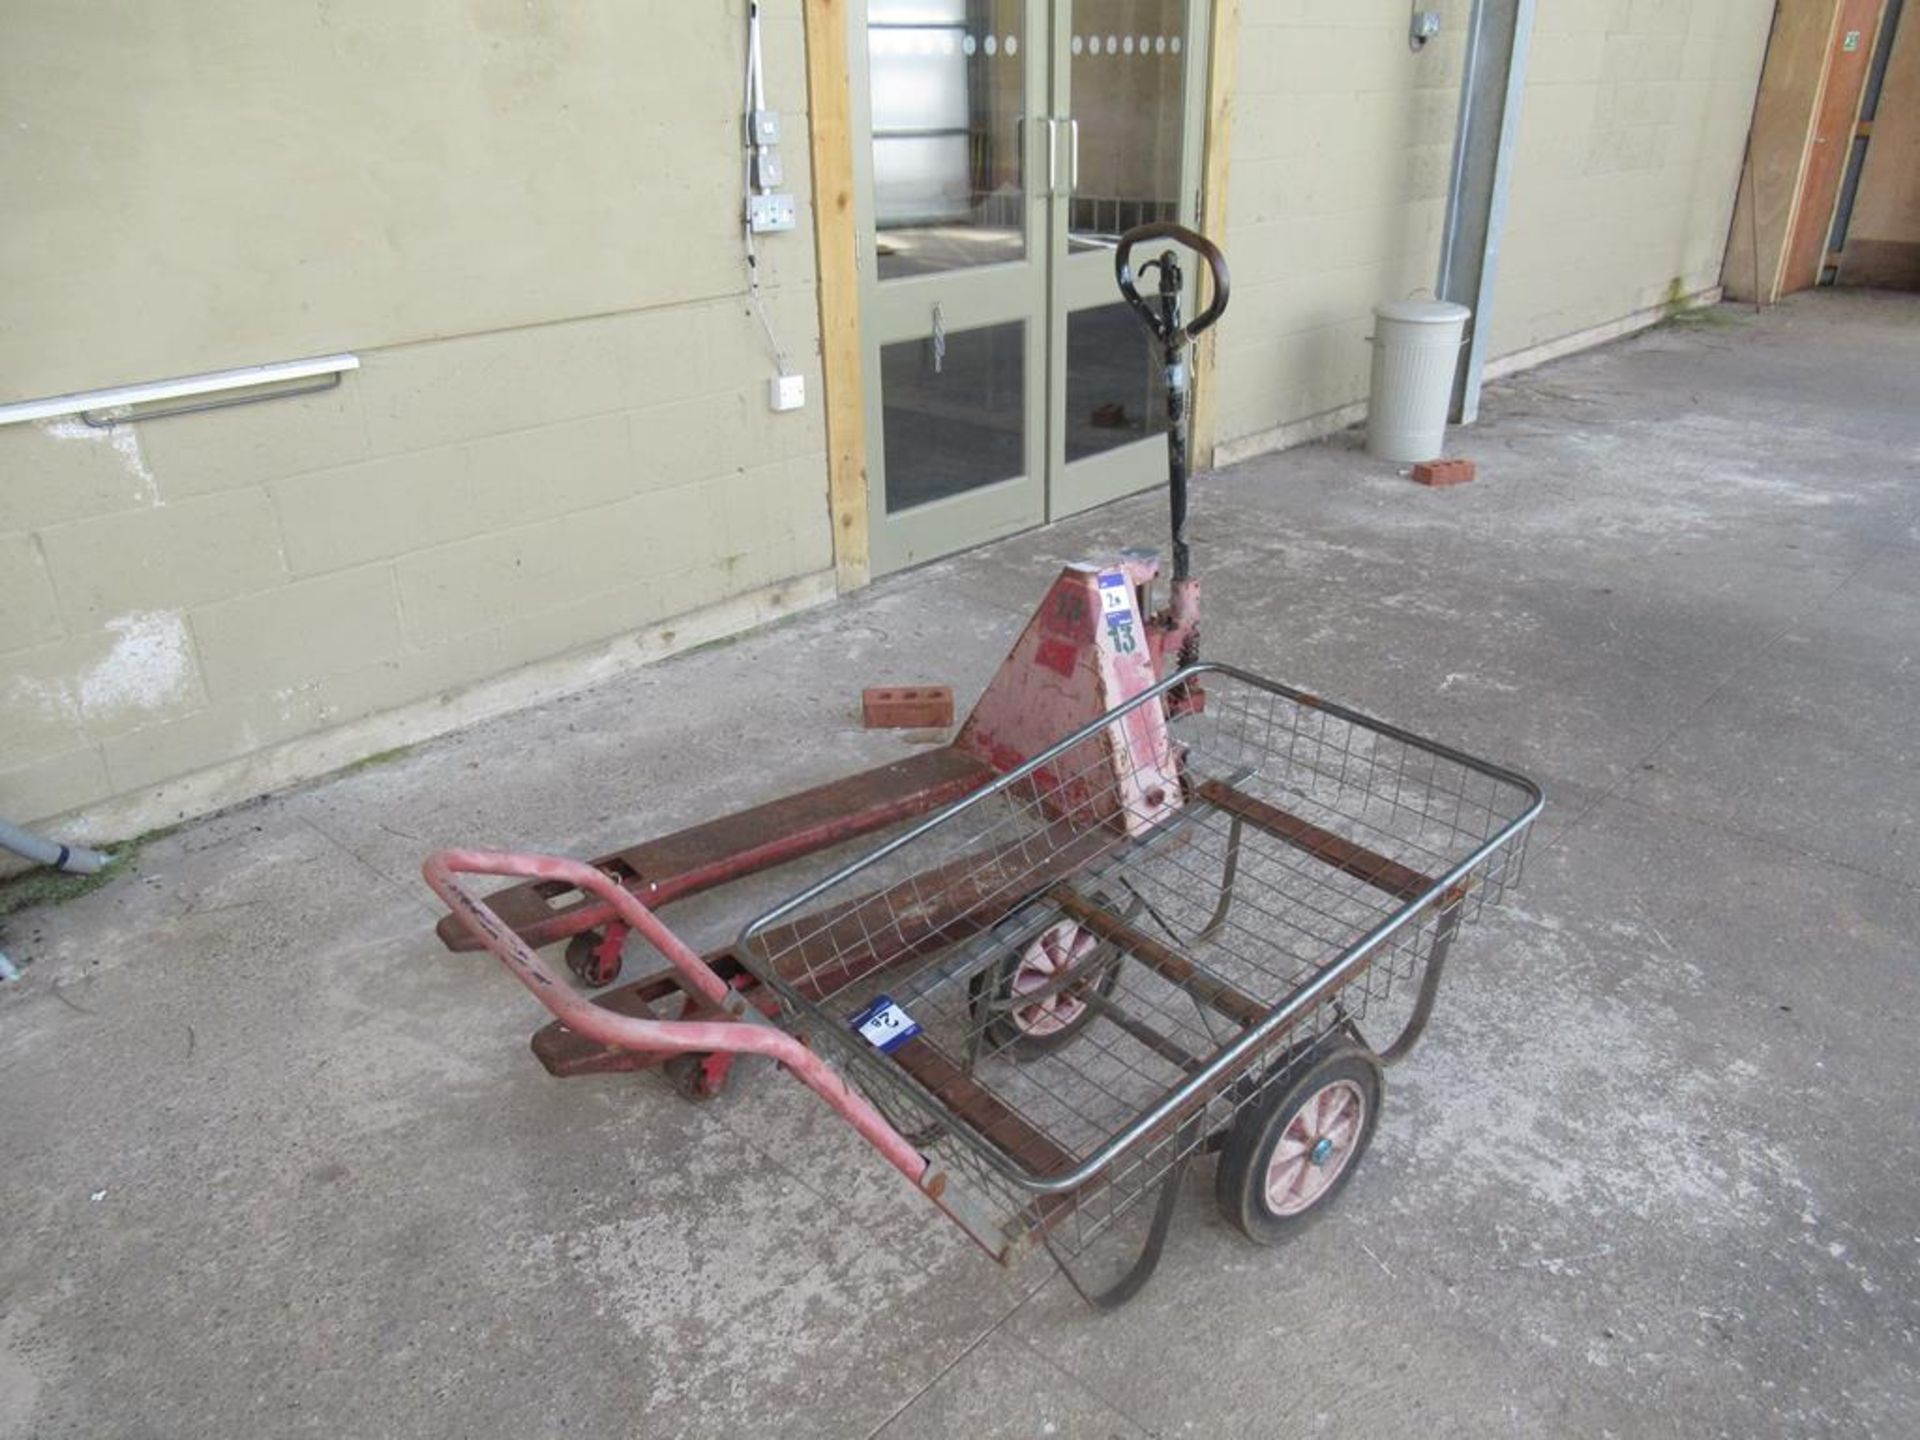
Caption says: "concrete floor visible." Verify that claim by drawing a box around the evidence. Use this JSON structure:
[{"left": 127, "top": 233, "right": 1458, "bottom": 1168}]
[{"left": 3, "top": 291, "right": 1918, "bottom": 1439}]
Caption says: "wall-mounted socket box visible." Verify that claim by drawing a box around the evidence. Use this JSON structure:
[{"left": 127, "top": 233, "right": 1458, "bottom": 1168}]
[
  {"left": 753, "top": 147, "right": 784, "bottom": 188},
  {"left": 749, "top": 109, "right": 781, "bottom": 145},
  {"left": 748, "top": 192, "right": 796, "bottom": 233},
  {"left": 770, "top": 373, "right": 806, "bottom": 412}
]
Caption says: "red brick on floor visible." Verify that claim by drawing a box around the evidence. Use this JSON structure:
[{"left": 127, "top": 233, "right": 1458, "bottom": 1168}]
[
  {"left": 1412, "top": 458, "right": 1476, "bottom": 486},
  {"left": 862, "top": 685, "right": 955, "bottom": 729}
]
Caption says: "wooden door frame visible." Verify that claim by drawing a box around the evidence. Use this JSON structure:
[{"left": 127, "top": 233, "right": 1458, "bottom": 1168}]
[
  {"left": 1189, "top": 0, "right": 1239, "bottom": 473},
  {"left": 803, "top": 0, "right": 871, "bottom": 592},
  {"left": 804, "top": 0, "right": 1242, "bottom": 590}
]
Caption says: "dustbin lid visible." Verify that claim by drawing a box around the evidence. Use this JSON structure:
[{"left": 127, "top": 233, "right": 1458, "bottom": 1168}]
[{"left": 1373, "top": 299, "right": 1471, "bottom": 325}]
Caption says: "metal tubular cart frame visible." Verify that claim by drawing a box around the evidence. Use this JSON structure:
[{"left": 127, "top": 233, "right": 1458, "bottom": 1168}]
[
  {"left": 430, "top": 662, "right": 1541, "bottom": 1303},
  {"left": 426, "top": 223, "right": 1545, "bottom": 1305}
]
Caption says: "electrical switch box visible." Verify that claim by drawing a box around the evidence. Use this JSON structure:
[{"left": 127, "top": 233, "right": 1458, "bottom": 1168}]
[
  {"left": 748, "top": 192, "right": 796, "bottom": 233},
  {"left": 749, "top": 109, "right": 781, "bottom": 145},
  {"left": 770, "top": 373, "right": 806, "bottom": 412}
]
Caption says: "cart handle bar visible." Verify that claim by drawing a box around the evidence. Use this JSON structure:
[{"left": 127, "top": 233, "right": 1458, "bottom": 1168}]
[
  {"left": 422, "top": 848, "right": 931, "bottom": 1188},
  {"left": 1114, "top": 222, "right": 1231, "bottom": 345}
]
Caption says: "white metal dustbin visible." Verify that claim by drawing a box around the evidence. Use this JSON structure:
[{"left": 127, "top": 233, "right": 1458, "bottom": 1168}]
[{"left": 1366, "top": 299, "right": 1470, "bottom": 463}]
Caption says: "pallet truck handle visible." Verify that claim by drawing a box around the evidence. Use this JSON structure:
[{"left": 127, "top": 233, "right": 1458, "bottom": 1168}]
[
  {"left": 1114, "top": 222, "right": 1231, "bottom": 344},
  {"left": 422, "top": 848, "right": 932, "bottom": 1185},
  {"left": 425, "top": 848, "right": 736, "bottom": 1012}
]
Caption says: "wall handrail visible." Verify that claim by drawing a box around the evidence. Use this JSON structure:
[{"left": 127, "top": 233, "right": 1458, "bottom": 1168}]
[{"left": 0, "top": 353, "right": 359, "bottom": 428}]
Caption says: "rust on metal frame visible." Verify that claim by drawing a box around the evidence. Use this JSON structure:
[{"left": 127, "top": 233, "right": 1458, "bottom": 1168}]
[
  {"left": 425, "top": 846, "right": 935, "bottom": 1188},
  {"left": 1050, "top": 885, "right": 1266, "bottom": 1028},
  {"left": 437, "top": 747, "right": 994, "bottom": 953},
  {"left": 1194, "top": 779, "right": 1450, "bottom": 903},
  {"left": 747, "top": 822, "right": 1122, "bottom": 1002},
  {"left": 528, "top": 950, "right": 772, "bottom": 1079},
  {"left": 531, "top": 822, "right": 1121, "bottom": 1080},
  {"left": 887, "top": 1035, "right": 1077, "bottom": 1179},
  {"left": 533, "top": 821, "right": 1121, "bottom": 1082}
]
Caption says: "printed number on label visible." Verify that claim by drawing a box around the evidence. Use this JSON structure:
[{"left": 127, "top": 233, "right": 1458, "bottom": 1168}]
[{"left": 852, "top": 996, "right": 921, "bottom": 1053}]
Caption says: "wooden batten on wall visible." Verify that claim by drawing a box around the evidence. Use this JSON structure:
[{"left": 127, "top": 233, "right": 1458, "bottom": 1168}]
[
  {"left": 1191, "top": 0, "right": 1240, "bottom": 472},
  {"left": 804, "top": 0, "right": 872, "bottom": 592}
]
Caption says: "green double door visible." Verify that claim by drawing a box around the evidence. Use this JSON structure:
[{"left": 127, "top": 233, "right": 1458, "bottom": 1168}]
[{"left": 854, "top": 0, "right": 1211, "bottom": 575}]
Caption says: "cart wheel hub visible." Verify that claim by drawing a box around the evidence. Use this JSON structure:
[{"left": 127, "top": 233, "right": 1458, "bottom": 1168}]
[
  {"left": 1010, "top": 920, "right": 1101, "bottom": 1037},
  {"left": 1265, "top": 1078, "right": 1367, "bottom": 1217}
]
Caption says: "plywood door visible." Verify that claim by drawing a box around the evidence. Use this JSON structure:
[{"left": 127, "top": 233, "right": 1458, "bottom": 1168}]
[
  {"left": 1724, "top": 1, "right": 1843, "bottom": 304},
  {"left": 1782, "top": 0, "right": 1886, "bottom": 293}
]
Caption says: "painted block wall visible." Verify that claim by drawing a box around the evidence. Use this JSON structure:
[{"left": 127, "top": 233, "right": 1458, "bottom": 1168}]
[
  {"left": 2, "top": 0, "right": 1781, "bottom": 840},
  {"left": 0, "top": 2, "right": 833, "bottom": 835},
  {"left": 1212, "top": 0, "right": 1773, "bottom": 457},
  {"left": 1494, "top": 0, "right": 1775, "bottom": 350}
]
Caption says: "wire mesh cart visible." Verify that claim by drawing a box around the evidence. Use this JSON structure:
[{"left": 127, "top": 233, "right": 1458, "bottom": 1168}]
[{"left": 429, "top": 663, "right": 1541, "bottom": 1306}]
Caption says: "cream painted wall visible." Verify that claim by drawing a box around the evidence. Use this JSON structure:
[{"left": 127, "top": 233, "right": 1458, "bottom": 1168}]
[
  {"left": 2, "top": 2, "right": 813, "bottom": 397},
  {"left": 1211, "top": 0, "right": 1773, "bottom": 455},
  {"left": 1, "top": 1, "right": 833, "bottom": 834},
  {"left": 1492, "top": 0, "right": 1773, "bottom": 353},
  {"left": 1212, "top": 1, "right": 1473, "bottom": 449},
  {"left": 1, "top": 0, "right": 1778, "bottom": 840}
]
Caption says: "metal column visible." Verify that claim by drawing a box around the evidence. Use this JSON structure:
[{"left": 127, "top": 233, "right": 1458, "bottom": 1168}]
[{"left": 1435, "top": 0, "right": 1536, "bottom": 425}]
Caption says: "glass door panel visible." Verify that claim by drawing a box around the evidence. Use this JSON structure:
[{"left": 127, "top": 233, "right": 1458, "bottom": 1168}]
[
  {"left": 854, "top": 0, "right": 1207, "bottom": 573},
  {"left": 1064, "top": 300, "right": 1168, "bottom": 461},
  {"left": 859, "top": 0, "right": 1048, "bottom": 573},
  {"left": 869, "top": 0, "right": 1030, "bottom": 278},
  {"left": 879, "top": 319, "right": 1028, "bottom": 512},
  {"left": 1065, "top": 10, "right": 1187, "bottom": 250},
  {"left": 1048, "top": 0, "right": 1205, "bottom": 520}
]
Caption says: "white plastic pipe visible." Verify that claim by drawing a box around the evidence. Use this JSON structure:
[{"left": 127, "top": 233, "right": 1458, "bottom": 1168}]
[{"left": 0, "top": 818, "right": 110, "bottom": 875}]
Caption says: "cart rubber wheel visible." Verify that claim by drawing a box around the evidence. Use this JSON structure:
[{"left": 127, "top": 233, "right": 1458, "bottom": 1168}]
[
  {"left": 1215, "top": 1043, "right": 1383, "bottom": 1245},
  {"left": 972, "top": 916, "right": 1122, "bottom": 1056}
]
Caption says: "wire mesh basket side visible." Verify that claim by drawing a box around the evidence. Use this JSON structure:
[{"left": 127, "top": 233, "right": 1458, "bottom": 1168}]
[{"left": 740, "top": 665, "right": 1543, "bottom": 1263}]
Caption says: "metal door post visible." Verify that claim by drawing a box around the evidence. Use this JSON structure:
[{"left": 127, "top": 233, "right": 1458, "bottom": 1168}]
[{"left": 1435, "top": 0, "right": 1537, "bottom": 425}]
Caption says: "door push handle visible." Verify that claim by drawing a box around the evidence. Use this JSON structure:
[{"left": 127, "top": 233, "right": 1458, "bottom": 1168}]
[{"left": 1041, "top": 118, "right": 1078, "bottom": 195}]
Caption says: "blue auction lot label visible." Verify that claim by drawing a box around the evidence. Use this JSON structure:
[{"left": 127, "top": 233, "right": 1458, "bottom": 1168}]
[{"left": 850, "top": 995, "right": 921, "bottom": 1053}]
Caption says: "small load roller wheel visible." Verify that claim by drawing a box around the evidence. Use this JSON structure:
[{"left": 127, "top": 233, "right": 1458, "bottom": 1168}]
[
  {"left": 565, "top": 929, "right": 623, "bottom": 988},
  {"left": 662, "top": 1052, "right": 729, "bottom": 1103},
  {"left": 1215, "top": 1042, "right": 1383, "bottom": 1244}
]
